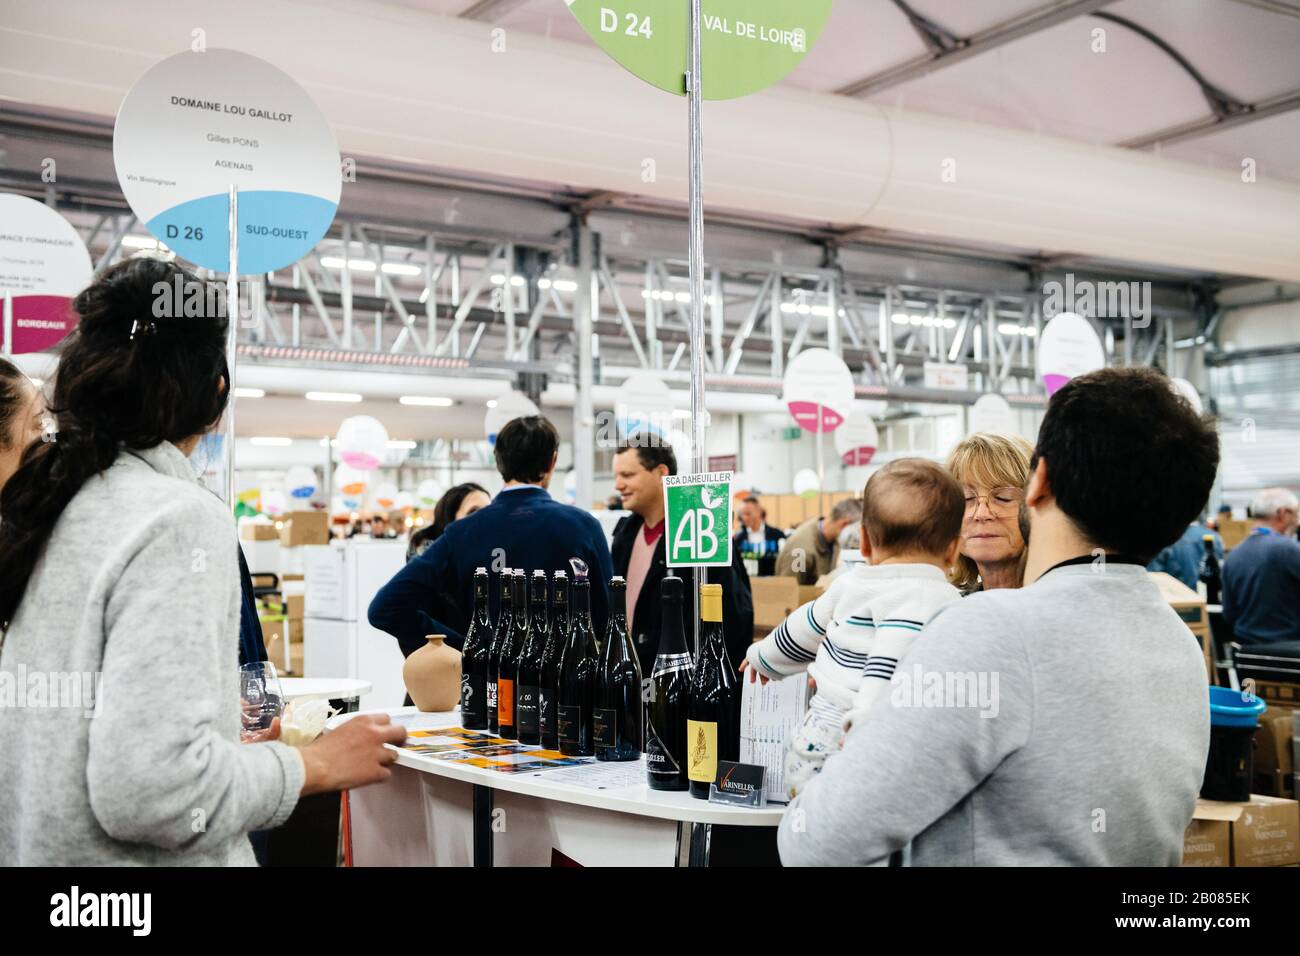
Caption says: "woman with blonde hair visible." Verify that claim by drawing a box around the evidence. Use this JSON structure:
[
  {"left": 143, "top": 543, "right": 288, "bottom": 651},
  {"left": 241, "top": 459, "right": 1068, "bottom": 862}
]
[{"left": 944, "top": 432, "right": 1035, "bottom": 592}]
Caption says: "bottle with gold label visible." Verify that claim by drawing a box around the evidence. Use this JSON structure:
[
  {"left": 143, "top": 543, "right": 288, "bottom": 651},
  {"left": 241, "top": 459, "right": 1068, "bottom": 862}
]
[{"left": 686, "top": 582, "right": 739, "bottom": 799}]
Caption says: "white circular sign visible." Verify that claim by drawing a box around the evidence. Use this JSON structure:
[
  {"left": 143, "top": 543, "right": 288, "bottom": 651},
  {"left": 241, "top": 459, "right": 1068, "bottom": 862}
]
[
  {"left": 834, "top": 405, "right": 879, "bottom": 466},
  {"left": 284, "top": 464, "right": 318, "bottom": 501},
  {"left": 614, "top": 373, "right": 676, "bottom": 439},
  {"left": 336, "top": 415, "right": 389, "bottom": 471},
  {"left": 1170, "top": 377, "right": 1204, "bottom": 415},
  {"left": 0, "top": 194, "right": 94, "bottom": 354},
  {"left": 416, "top": 479, "right": 444, "bottom": 509},
  {"left": 335, "top": 463, "right": 370, "bottom": 511},
  {"left": 113, "top": 49, "right": 340, "bottom": 274},
  {"left": 1037, "top": 312, "right": 1105, "bottom": 396},
  {"left": 782, "top": 348, "right": 855, "bottom": 433},
  {"left": 260, "top": 485, "right": 288, "bottom": 517},
  {"left": 485, "top": 391, "right": 540, "bottom": 444},
  {"left": 793, "top": 468, "right": 821, "bottom": 500},
  {"left": 372, "top": 482, "right": 399, "bottom": 511},
  {"left": 394, "top": 490, "right": 416, "bottom": 511},
  {"left": 968, "top": 393, "right": 1018, "bottom": 437}
]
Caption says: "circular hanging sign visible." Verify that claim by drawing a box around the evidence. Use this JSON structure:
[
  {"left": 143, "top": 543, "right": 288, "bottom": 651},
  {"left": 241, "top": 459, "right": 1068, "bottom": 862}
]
[
  {"left": 335, "top": 463, "right": 370, "bottom": 511},
  {"left": 1036, "top": 312, "right": 1105, "bottom": 396},
  {"left": 485, "top": 391, "right": 540, "bottom": 445},
  {"left": 284, "top": 464, "right": 318, "bottom": 501},
  {"left": 968, "top": 393, "right": 1018, "bottom": 437},
  {"left": 614, "top": 373, "right": 676, "bottom": 439},
  {"left": 782, "top": 347, "right": 855, "bottom": 434},
  {"left": 416, "top": 479, "right": 445, "bottom": 509},
  {"left": 834, "top": 405, "right": 879, "bottom": 466},
  {"left": 336, "top": 415, "right": 389, "bottom": 471},
  {"left": 566, "top": 0, "right": 833, "bottom": 101},
  {"left": 0, "top": 194, "right": 94, "bottom": 354},
  {"left": 793, "top": 468, "right": 820, "bottom": 500},
  {"left": 113, "top": 49, "right": 340, "bottom": 274}
]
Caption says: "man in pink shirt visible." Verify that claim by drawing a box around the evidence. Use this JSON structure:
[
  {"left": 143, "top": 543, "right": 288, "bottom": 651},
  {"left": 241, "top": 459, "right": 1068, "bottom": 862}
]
[{"left": 610, "top": 434, "right": 753, "bottom": 678}]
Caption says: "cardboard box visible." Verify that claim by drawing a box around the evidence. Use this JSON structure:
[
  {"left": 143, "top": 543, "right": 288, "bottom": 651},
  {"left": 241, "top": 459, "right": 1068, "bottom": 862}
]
[
  {"left": 239, "top": 538, "right": 282, "bottom": 577},
  {"left": 1252, "top": 680, "right": 1300, "bottom": 710},
  {"left": 750, "top": 576, "right": 799, "bottom": 638},
  {"left": 1218, "top": 517, "right": 1251, "bottom": 552},
  {"left": 239, "top": 521, "right": 279, "bottom": 542},
  {"left": 279, "top": 510, "right": 329, "bottom": 548},
  {"left": 1254, "top": 712, "right": 1296, "bottom": 798},
  {"left": 1192, "top": 796, "right": 1300, "bottom": 866},
  {"left": 797, "top": 583, "right": 826, "bottom": 608},
  {"left": 285, "top": 594, "right": 305, "bottom": 621},
  {"left": 1181, "top": 815, "right": 1231, "bottom": 867},
  {"left": 1148, "top": 571, "right": 1214, "bottom": 683},
  {"left": 263, "top": 622, "right": 304, "bottom": 676}
]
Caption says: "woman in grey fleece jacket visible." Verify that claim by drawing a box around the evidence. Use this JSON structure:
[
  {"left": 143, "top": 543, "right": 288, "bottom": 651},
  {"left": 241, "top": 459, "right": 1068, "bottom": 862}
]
[{"left": 0, "top": 258, "right": 403, "bottom": 865}]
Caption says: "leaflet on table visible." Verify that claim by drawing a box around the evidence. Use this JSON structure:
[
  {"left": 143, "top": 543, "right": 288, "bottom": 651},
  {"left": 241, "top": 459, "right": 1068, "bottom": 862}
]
[
  {"left": 740, "top": 674, "right": 809, "bottom": 803},
  {"left": 399, "top": 726, "right": 595, "bottom": 773}
]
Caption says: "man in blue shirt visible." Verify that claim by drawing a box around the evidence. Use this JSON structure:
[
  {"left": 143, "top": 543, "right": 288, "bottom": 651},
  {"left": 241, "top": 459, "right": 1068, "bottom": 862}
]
[
  {"left": 369, "top": 415, "right": 614, "bottom": 656},
  {"left": 1147, "top": 516, "right": 1223, "bottom": 591},
  {"left": 1222, "top": 487, "right": 1300, "bottom": 645}
]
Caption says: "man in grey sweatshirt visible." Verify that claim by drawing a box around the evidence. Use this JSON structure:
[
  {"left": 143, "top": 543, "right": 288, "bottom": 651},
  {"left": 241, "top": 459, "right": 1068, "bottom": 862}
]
[{"left": 778, "top": 368, "right": 1221, "bottom": 866}]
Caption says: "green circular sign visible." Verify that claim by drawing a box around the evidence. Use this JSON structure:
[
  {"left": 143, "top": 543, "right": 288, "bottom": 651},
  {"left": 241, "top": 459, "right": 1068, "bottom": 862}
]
[{"left": 567, "top": 0, "right": 833, "bottom": 100}]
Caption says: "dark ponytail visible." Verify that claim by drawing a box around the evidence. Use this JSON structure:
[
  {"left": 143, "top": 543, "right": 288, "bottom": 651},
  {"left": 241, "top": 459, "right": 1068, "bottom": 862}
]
[{"left": 0, "top": 256, "right": 230, "bottom": 629}]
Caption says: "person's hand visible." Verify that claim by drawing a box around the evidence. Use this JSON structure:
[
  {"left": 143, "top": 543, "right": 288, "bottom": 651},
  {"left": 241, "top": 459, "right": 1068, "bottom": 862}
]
[
  {"left": 298, "top": 714, "right": 408, "bottom": 796},
  {"left": 242, "top": 716, "right": 281, "bottom": 744},
  {"left": 739, "top": 658, "right": 769, "bottom": 685}
]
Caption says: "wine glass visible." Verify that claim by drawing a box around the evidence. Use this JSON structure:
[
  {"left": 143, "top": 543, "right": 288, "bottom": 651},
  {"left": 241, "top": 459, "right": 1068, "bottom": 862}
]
[{"left": 240, "top": 661, "right": 285, "bottom": 742}]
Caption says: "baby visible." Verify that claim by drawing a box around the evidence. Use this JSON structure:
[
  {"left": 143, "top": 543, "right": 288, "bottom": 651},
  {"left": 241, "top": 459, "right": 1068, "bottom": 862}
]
[{"left": 743, "top": 459, "right": 965, "bottom": 798}]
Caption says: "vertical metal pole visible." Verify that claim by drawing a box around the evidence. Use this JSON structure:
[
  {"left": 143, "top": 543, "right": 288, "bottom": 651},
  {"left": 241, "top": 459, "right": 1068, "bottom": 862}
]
[
  {"left": 1165, "top": 316, "right": 1176, "bottom": 375},
  {"left": 574, "top": 222, "right": 596, "bottom": 511},
  {"left": 770, "top": 273, "right": 784, "bottom": 378},
  {"left": 826, "top": 279, "right": 840, "bottom": 356},
  {"left": 224, "top": 185, "right": 239, "bottom": 508},
  {"left": 341, "top": 223, "right": 353, "bottom": 350},
  {"left": 323, "top": 436, "right": 333, "bottom": 505},
  {"left": 2, "top": 293, "right": 11, "bottom": 358},
  {"left": 687, "top": 0, "right": 705, "bottom": 654},
  {"left": 425, "top": 234, "right": 437, "bottom": 353}
]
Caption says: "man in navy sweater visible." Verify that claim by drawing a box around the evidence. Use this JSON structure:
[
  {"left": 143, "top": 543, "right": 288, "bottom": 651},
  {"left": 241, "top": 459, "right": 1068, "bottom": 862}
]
[
  {"left": 1222, "top": 487, "right": 1300, "bottom": 645},
  {"left": 369, "top": 416, "right": 614, "bottom": 657}
]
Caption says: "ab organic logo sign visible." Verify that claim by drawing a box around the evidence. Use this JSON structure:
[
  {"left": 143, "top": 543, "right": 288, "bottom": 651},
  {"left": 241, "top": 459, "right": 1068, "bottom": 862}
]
[{"left": 663, "top": 472, "right": 733, "bottom": 568}]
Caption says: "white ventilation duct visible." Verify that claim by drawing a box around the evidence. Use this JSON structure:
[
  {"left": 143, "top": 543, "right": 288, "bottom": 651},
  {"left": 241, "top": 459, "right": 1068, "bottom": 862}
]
[{"left": 3, "top": 0, "right": 1297, "bottom": 281}]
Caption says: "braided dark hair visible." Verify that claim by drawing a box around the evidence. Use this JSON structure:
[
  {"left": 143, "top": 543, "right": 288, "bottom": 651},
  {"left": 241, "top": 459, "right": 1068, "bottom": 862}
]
[{"left": 0, "top": 256, "right": 230, "bottom": 628}]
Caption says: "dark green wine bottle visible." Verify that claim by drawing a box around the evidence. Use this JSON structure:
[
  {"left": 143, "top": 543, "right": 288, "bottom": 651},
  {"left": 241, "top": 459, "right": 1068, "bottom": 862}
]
[
  {"left": 557, "top": 559, "right": 598, "bottom": 757},
  {"left": 517, "top": 570, "right": 548, "bottom": 745},
  {"left": 486, "top": 568, "right": 512, "bottom": 735},
  {"left": 687, "top": 583, "right": 738, "bottom": 799},
  {"left": 539, "top": 570, "right": 568, "bottom": 750},
  {"left": 459, "top": 568, "right": 492, "bottom": 730},
  {"left": 645, "top": 575, "right": 693, "bottom": 790},
  {"left": 595, "top": 576, "right": 642, "bottom": 761},
  {"left": 498, "top": 569, "right": 528, "bottom": 739}
]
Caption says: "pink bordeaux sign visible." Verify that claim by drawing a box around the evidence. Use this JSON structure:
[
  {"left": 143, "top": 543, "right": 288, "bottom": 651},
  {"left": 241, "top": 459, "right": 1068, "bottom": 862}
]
[{"left": 0, "top": 194, "right": 93, "bottom": 354}]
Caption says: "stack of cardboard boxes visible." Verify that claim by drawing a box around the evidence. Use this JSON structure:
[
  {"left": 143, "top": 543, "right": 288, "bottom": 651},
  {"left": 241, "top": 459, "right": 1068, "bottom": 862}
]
[{"left": 240, "top": 511, "right": 330, "bottom": 677}]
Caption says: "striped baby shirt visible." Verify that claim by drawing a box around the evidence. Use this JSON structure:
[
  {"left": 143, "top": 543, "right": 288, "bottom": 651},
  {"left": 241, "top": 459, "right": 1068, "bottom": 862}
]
[{"left": 747, "top": 563, "right": 961, "bottom": 717}]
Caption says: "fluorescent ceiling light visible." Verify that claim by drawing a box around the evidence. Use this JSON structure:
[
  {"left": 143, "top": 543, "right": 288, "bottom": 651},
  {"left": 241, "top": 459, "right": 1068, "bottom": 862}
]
[
  {"left": 387, "top": 440, "right": 417, "bottom": 450},
  {"left": 399, "top": 395, "right": 454, "bottom": 407},
  {"left": 122, "top": 235, "right": 160, "bottom": 249},
  {"left": 381, "top": 262, "right": 422, "bottom": 277},
  {"left": 319, "top": 256, "right": 377, "bottom": 272},
  {"left": 305, "top": 391, "right": 363, "bottom": 403},
  {"left": 233, "top": 387, "right": 265, "bottom": 399},
  {"left": 418, "top": 288, "right": 430, "bottom": 304},
  {"left": 486, "top": 399, "right": 498, "bottom": 408},
  {"left": 250, "top": 436, "right": 293, "bottom": 447},
  {"left": 490, "top": 274, "right": 526, "bottom": 287},
  {"left": 551, "top": 279, "right": 578, "bottom": 293}
]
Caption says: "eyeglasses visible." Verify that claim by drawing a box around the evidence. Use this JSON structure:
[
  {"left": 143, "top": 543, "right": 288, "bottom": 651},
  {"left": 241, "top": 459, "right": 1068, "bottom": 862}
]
[{"left": 964, "top": 487, "right": 1022, "bottom": 516}]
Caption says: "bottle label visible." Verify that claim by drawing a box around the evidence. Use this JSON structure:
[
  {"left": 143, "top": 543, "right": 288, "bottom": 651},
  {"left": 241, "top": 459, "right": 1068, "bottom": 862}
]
[
  {"left": 486, "top": 679, "right": 497, "bottom": 717},
  {"left": 686, "top": 719, "right": 718, "bottom": 784},
  {"left": 517, "top": 687, "right": 539, "bottom": 735},
  {"left": 497, "top": 679, "right": 514, "bottom": 727},
  {"left": 461, "top": 673, "right": 484, "bottom": 721},
  {"left": 557, "top": 704, "right": 581, "bottom": 745},
  {"left": 644, "top": 723, "right": 680, "bottom": 774},
  {"left": 593, "top": 708, "right": 617, "bottom": 748},
  {"left": 651, "top": 653, "right": 693, "bottom": 679}
]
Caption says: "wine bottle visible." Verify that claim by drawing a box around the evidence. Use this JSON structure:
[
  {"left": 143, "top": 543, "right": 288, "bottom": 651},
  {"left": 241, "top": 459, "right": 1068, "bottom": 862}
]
[
  {"left": 539, "top": 570, "right": 568, "bottom": 750},
  {"left": 1199, "top": 535, "right": 1222, "bottom": 605},
  {"left": 594, "top": 576, "right": 642, "bottom": 761},
  {"left": 645, "top": 575, "right": 693, "bottom": 790},
  {"left": 459, "top": 567, "right": 493, "bottom": 730},
  {"left": 687, "top": 582, "right": 739, "bottom": 799},
  {"left": 486, "top": 568, "right": 513, "bottom": 735},
  {"left": 557, "top": 558, "right": 599, "bottom": 757},
  {"left": 498, "top": 569, "right": 528, "bottom": 739},
  {"left": 517, "top": 570, "right": 548, "bottom": 745}
]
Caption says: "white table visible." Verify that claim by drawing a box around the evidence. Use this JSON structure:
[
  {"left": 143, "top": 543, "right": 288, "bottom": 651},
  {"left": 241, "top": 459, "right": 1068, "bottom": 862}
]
[
  {"left": 332, "top": 707, "right": 784, "bottom": 867},
  {"left": 280, "top": 678, "right": 372, "bottom": 705}
]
